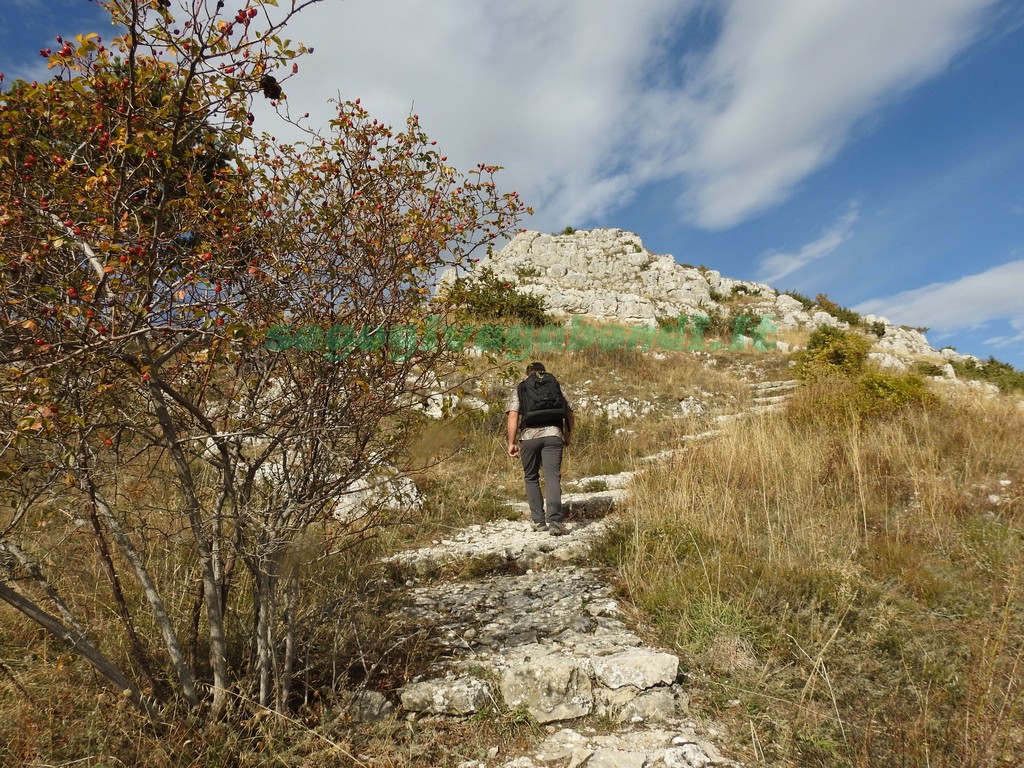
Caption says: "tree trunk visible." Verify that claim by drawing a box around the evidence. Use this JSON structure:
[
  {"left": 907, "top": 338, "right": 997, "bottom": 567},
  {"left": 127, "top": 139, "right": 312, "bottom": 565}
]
[
  {"left": 0, "top": 581, "right": 159, "bottom": 719},
  {"left": 90, "top": 486, "right": 199, "bottom": 707},
  {"left": 255, "top": 568, "right": 275, "bottom": 708},
  {"left": 147, "top": 381, "right": 230, "bottom": 716}
]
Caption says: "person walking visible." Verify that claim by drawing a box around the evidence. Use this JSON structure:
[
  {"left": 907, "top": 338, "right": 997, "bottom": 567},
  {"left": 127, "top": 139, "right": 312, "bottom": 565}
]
[{"left": 506, "top": 361, "right": 575, "bottom": 536}]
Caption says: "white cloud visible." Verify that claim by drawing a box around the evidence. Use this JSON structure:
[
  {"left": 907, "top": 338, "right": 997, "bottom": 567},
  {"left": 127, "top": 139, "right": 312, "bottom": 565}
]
[
  {"left": 251, "top": 0, "right": 1000, "bottom": 231},
  {"left": 264, "top": 0, "right": 688, "bottom": 229},
  {"left": 679, "top": 0, "right": 1000, "bottom": 228},
  {"left": 855, "top": 259, "right": 1024, "bottom": 333},
  {"left": 757, "top": 205, "right": 859, "bottom": 284},
  {"left": 984, "top": 317, "right": 1024, "bottom": 349}
]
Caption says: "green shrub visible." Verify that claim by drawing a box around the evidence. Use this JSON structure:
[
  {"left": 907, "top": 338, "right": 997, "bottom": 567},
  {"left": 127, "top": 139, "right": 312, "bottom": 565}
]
[
  {"left": 856, "top": 372, "right": 938, "bottom": 415},
  {"left": 444, "top": 267, "right": 550, "bottom": 326},
  {"left": 797, "top": 326, "right": 872, "bottom": 380},
  {"left": 815, "top": 293, "right": 861, "bottom": 325},
  {"left": 952, "top": 356, "right": 1024, "bottom": 394},
  {"left": 865, "top": 320, "right": 887, "bottom": 338},
  {"left": 915, "top": 361, "right": 945, "bottom": 377}
]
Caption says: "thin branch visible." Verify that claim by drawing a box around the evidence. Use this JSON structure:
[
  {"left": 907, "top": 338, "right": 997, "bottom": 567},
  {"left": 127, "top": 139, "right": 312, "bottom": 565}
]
[{"left": 0, "top": 581, "right": 159, "bottom": 720}]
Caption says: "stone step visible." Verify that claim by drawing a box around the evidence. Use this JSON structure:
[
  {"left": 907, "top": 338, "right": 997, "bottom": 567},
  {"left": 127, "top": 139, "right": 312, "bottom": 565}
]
[
  {"left": 749, "top": 379, "right": 799, "bottom": 392},
  {"left": 750, "top": 393, "right": 792, "bottom": 405},
  {"left": 395, "top": 567, "right": 737, "bottom": 765},
  {"left": 748, "top": 402, "right": 787, "bottom": 415}
]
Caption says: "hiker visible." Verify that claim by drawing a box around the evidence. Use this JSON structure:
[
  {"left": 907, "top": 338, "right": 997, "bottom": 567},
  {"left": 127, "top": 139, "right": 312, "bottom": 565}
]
[{"left": 506, "top": 361, "right": 575, "bottom": 536}]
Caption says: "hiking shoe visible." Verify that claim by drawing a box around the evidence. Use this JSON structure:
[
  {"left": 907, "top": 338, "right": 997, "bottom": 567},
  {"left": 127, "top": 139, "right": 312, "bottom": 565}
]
[
  {"left": 530, "top": 521, "right": 548, "bottom": 532},
  {"left": 548, "top": 522, "right": 569, "bottom": 537}
]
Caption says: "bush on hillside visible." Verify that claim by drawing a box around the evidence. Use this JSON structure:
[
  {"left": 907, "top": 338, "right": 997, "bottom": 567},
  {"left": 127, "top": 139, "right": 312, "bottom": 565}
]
[
  {"left": 952, "top": 356, "right": 1024, "bottom": 394},
  {"left": 915, "top": 361, "right": 946, "bottom": 377},
  {"left": 797, "top": 326, "right": 872, "bottom": 380},
  {"left": 815, "top": 293, "right": 861, "bottom": 325},
  {"left": 865, "top": 320, "right": 887, "bottom": 338},
  {"left": 856, "top": 372, "right": 938, "bottom": 415},
  {"left": 444, "top": 267, "right": 551, "bottom": 326}
]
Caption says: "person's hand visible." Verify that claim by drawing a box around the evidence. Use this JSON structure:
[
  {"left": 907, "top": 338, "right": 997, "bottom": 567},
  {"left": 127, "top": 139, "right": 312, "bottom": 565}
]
[{"left": 507, "top": 442, "right": 519, "bottom": 457}]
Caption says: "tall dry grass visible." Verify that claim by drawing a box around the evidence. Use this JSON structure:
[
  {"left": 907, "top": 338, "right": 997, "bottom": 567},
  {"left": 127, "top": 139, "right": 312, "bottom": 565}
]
[{"left": 608, "top": 382, "right": 1023, "bottom": 766}]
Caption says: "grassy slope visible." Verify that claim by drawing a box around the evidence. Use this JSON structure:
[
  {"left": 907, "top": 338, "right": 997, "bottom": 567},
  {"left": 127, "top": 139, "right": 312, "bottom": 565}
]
[
  {"left": 2, "top": 333, "right": 1021, "bottom": 767},
  {"left": 600, "top": 378, "right": 1024, "bottom": 767}
]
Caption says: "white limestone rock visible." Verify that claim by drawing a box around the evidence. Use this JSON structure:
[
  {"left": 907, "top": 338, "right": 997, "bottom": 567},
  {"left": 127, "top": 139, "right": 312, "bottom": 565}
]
[
  {"left": 463, "top": 229, "right": 713, "bottom": 324},
  {"left": 665, "top": 744, "right": 713, "bottom": 767},
  {"left": 399, "top": 676, "right": 492, "bottom": 716},
  {"left": 336, "top": 690, "right": 395, "bottom": 723},
  {"left": 591, "top": 649, "right": 679, "bottom": 690},
  {"left": 867, "top": 352, "right": 909, "bottom": 372},
  {"left": 332, "top": 469, "right": 422, "bottom": 520},
  {"left": 500, "top": 654, "right": 594, "bottom": 723},
  {"left": 874, "top": 325, "right": 934, "bottom": 357},
  {"left": 811, "top": 310, "right": 843, "bottom": 328},
  {"left": 616, "top": 688, "right": 679, "bottom": 724},
  {"left": 587, "top": 750, "right": 648, "bottom": 768}
]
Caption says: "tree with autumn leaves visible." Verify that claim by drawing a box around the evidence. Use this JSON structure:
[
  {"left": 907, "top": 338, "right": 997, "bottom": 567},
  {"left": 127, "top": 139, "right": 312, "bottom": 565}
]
[{"left": 0, "top": 0, "right": 528, "bottom": 721}]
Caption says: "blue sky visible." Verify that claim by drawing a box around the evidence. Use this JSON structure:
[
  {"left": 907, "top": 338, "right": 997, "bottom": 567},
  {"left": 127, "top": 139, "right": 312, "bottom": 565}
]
[{"left": 4, "top": 0, "right": 1024, "bottom": 367}]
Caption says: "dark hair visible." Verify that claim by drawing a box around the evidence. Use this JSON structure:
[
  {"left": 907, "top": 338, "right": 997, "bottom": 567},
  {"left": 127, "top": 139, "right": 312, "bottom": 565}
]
[{"left": 526, "top": 361, "right": 546, "bottom": 374}]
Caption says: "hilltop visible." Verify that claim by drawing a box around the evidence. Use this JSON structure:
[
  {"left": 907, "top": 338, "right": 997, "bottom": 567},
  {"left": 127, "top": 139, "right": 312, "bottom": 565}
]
[{"left": 449, "top": 227, "right": 1010, "bottom": 395}]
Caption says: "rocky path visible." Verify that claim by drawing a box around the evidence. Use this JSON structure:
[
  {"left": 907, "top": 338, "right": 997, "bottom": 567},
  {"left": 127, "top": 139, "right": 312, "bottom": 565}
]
[{"left": 380, "top": 380, "right": 799, "bottom": 768}]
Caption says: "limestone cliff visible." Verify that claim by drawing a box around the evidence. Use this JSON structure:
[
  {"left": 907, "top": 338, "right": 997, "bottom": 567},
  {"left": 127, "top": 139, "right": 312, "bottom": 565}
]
[{"left": 454, "top": 228, "right": 989, "bottom": 383}]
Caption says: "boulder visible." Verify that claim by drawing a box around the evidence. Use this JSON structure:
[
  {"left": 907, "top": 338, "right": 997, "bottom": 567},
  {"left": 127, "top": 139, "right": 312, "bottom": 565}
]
[
  {"left": 400, "top": 676, "right": 492, "bottom": 715},
  {"left": 591, "top": 649, "right": 679, "bottom": 690},
  {"left": 499, "top": 655, "right": 594, "bottom": 723}
]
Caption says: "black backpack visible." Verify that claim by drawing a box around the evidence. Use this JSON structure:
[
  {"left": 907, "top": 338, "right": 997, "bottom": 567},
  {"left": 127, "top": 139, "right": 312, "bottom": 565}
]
[{"left": 517, "top": 372, "right": 569, "bottom": 428}]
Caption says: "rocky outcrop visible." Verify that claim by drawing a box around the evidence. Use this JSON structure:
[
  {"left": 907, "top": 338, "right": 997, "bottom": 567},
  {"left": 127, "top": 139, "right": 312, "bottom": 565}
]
[
  {"left": 463, "top": 229, "right": 757, "bottom": 325},
  {"left": 452, "top": 228, "right": 1002, "bottom": 389}
]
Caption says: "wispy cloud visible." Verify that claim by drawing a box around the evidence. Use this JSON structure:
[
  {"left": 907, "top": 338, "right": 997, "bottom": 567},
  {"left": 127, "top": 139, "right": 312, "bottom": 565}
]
[
  {"left": 266, "top": 0, "right": 689, "bottom": 228},
  {"left": 984, "top": 317, "right": 1024, "bottom": 349},
  {"left": 0, "top": 0, "right": 1006, "bottom": 231},
  {"left": 261, "top": 0, "right": 1002, "bottom": 232},
  {"left": 677, "top": 0, "right": 1001, "bottom": 228},
  {"left": 855, "top": 259, "right": 1024, "bottom": 334},
  {"left": 757, "top": 205, "right": 859, "bottom": 284}
]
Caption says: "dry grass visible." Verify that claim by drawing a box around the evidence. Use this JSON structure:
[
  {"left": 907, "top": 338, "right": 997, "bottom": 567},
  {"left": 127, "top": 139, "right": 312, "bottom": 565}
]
[
  {"left": 604, "top": 383, "right": 1024, "bottom": 766},
  {"left": 15, "top": 333, "right": 1017, "bottom": 767}
]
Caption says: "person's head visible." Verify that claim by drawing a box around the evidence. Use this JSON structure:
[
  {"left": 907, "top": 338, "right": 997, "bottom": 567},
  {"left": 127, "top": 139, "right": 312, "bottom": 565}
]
[{"left": 525, "top": 361, "right": 546, "bottom": 376}]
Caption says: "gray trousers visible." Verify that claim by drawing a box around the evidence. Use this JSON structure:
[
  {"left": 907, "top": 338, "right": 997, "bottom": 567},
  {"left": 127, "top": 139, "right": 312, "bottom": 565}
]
[{"left": 519, "top": 435, "right": 564, "bottom": 525}]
